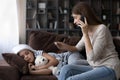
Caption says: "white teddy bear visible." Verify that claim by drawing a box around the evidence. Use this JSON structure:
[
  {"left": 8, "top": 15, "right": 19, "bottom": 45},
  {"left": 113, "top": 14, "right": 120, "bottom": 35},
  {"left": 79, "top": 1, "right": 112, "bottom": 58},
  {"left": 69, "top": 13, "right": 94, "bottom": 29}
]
[{"left": 35, "top": 55, "right": 58, "bottom": 75}]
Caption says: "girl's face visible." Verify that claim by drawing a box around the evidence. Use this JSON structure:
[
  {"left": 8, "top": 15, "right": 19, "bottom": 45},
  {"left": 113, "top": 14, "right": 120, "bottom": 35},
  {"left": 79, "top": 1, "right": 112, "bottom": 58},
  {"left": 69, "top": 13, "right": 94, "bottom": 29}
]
[
  {"left": 72, "top": 14, "right": 82, "bottom": 26},
  {"left": 19, "top": 49, "right": 35, "bottom": 63}
]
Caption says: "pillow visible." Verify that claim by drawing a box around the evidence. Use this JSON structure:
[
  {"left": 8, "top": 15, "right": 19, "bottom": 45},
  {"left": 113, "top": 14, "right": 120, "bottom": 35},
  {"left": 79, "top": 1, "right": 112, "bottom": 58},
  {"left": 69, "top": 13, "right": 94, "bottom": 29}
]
[{"left": 2, "top": 53, "right": 29, "bottom": 74}]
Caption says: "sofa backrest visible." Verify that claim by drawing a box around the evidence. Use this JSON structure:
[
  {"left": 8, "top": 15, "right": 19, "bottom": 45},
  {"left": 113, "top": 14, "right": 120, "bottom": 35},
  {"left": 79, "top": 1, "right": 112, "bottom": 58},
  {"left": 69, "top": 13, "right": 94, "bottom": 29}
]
[
  {"left": 27, "top": 30, "right": 120, "bottom": 59},
  {"left": 113, "top": 37, "right": 120, "bottom": 59},
  {"left": 27, "top": 30, "right": 81, "bottom": 53}
]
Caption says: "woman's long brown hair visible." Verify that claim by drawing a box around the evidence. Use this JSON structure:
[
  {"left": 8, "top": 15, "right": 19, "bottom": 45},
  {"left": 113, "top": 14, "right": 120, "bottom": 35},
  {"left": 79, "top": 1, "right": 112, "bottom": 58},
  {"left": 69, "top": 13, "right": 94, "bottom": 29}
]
[{"left": 72, "top": 2, "right": 103, "bottom": 25}]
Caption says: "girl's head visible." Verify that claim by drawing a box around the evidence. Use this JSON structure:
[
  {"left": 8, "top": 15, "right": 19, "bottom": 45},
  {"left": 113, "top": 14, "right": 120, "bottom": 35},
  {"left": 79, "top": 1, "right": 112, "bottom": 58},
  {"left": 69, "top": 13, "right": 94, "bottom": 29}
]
[
  {"left": 12, "top": 44, "right": 35, "bottom": 63},
  {"left": 72, "top": 2, "right": 102, "bottom": 26}
]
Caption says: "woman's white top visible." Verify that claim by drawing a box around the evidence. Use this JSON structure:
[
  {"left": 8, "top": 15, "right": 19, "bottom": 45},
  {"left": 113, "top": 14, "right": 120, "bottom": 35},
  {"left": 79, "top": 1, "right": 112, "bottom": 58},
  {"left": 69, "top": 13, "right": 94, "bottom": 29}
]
[{"left": 76, "top": 24, "right": 120, "bottom": 79}]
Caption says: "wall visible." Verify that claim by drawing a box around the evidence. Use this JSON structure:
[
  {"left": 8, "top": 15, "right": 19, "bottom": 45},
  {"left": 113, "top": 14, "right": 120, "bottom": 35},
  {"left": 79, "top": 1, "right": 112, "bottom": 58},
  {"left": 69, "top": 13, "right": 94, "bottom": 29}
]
[
  {"left": 0, "top": 0, "right": 19, "bottom": 60},
  {"left": 17, "top": 0, "right": 26, "bottom": 44},
  {"left": 0, "top": 0, "right": 26, "bottom": 60}
]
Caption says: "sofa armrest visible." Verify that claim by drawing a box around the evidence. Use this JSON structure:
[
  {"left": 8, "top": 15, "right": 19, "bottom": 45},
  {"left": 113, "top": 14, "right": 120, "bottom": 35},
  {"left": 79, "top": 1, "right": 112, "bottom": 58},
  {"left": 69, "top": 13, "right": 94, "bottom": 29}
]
[
  {"left": 0, "top": 60, "right": 20, "bottom": 80},
  {"left": 21, "top": 75, "right": 57, "bottom": 80}
]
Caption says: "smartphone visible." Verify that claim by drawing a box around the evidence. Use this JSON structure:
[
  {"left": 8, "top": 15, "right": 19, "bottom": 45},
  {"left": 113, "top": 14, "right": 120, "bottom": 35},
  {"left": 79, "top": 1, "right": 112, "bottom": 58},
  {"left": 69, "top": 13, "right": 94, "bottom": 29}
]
[{"left": 80, "top": 16, "right": 85, "bottom": 23}]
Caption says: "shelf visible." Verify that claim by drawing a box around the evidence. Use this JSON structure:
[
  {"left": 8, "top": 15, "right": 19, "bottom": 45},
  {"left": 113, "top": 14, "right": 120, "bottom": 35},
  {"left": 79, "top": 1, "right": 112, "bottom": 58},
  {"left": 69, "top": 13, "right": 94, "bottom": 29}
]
[{"left": 26, "top": 0, "right": 120, "bottom": 40}]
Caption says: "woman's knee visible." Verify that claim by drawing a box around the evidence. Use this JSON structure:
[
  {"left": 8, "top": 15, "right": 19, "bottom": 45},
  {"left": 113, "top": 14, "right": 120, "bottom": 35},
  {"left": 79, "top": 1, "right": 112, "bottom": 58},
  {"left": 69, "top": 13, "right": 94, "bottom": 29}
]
[
  {"left": 61, "top": 65, "right": 73, "bottom": 72},
  {"left": 68, "top": 52, "right": 84, "bottom": 64},
  {"left": 59, "top": 65, "right": 74, "bottom": 80}
]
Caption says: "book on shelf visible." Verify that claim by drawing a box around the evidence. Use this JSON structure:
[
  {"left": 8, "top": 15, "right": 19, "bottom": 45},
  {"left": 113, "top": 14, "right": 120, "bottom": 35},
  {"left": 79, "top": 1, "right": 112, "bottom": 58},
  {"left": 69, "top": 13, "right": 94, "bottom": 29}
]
[
  {"left": 36, "top": 20, "right": 40, "bottom": 29},
  {"left": 32, "top": 11, "right": 36, "bottom": 19},
  {"left": 59, "top": 7, "right": 63, "bottom": 14},
  {"left": 54, "top": 21, "right": 58, "bottom": 29}
]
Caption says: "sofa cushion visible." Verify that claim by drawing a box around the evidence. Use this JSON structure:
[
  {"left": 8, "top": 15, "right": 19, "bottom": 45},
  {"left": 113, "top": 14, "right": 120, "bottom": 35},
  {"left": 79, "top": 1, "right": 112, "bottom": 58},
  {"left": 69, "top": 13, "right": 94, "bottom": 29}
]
[
  {"left": 0, "top": 60, "right": 20, "bottom": 80},
  {"left": 2, "top": 53, "right": 29, "bottom": 74},
  {"left": 0, "top": 65, "right": 20, "bottom": 80}
]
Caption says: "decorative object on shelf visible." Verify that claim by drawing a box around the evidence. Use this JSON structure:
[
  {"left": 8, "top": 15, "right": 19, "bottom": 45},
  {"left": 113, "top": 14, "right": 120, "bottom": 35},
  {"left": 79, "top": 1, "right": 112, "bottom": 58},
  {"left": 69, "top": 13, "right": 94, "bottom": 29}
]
[
  {"left": 49, "top": 22, "right": 54, "bottom": 29},
  {"left": 48, "top": 12, "right": 53, "bottom": 20},
  {"left": 63, "top": 9, "right": 68, "bottom": 14},
  {"left": 38, "top": 2, "right": 46, "bottom": 14},
  {"left": 69, "top": 23, "right": 74, "bottom": 30}
]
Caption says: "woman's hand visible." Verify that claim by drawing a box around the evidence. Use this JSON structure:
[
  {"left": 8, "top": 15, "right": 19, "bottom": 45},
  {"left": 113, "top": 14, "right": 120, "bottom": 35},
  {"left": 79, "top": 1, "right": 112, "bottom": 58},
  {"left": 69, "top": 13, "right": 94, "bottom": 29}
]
[
  {"left": 54, "top": 41, "right": 78, "bottom": 52},
  {"left": 78, "top": 17, "right": 88, "bottom": 35},
  {"left": 54, "top": 42, "right": 69, "bottom": 51}
]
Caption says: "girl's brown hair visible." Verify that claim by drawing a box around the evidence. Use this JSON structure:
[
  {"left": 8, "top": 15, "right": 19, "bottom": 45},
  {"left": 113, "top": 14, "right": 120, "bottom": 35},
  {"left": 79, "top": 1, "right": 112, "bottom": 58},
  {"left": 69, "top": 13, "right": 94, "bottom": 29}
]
[{"left": 72, "top": 2, "right": 103, "bottom": 25}]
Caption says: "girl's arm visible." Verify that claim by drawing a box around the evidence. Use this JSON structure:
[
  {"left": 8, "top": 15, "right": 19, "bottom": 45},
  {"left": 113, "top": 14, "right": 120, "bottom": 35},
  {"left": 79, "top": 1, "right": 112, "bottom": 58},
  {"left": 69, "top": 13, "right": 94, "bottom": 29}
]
[
  {"left": 29, "top": 68, "right": 52, "bottom": 75},
  {"left": 28, "top": 61, "right": 52, "bottom": 75},
  {"left": 36, "top": 52, "right": 59, "bottom": 69}
]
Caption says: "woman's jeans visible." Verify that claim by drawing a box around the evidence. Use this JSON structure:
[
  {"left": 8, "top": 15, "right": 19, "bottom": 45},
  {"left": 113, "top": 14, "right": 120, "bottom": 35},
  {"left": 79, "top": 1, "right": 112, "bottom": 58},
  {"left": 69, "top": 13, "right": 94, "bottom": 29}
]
[
  {"left": 49, "top": 51, "right": 88, "bottom": 77},
  {"left": 58, "top": 65, "right": 117, "bottom": 80}
]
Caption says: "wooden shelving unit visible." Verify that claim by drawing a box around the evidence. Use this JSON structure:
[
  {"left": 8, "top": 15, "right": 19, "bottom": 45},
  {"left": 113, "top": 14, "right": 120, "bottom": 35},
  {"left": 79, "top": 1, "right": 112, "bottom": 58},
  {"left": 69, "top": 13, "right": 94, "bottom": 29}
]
[{"left": 26, "top": 0, "right": 120, "bottom": 39}]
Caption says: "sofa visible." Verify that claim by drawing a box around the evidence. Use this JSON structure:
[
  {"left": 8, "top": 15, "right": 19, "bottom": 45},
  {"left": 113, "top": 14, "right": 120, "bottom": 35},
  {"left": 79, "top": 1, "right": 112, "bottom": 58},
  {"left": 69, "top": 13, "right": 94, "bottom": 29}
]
[{"left": 0, "top": 30, "right": 120, "bottom": 80}]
